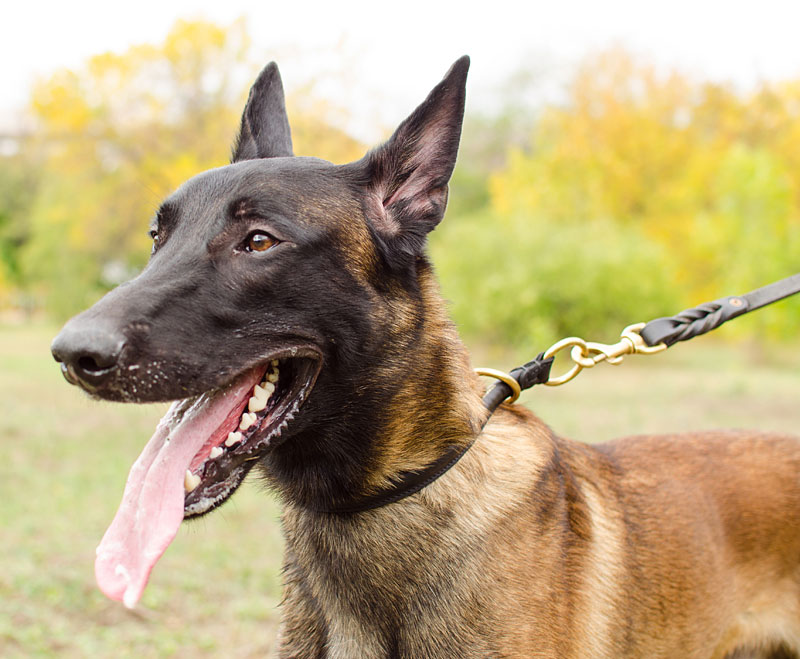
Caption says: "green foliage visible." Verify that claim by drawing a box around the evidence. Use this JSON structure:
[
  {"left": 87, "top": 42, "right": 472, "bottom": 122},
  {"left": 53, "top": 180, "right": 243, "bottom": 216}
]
[
  {"left": 432, "top": 210, "right": 680, "bottom": 350},
  {"left": 0, "top": 154, "right": 38, "bottom": 304}
]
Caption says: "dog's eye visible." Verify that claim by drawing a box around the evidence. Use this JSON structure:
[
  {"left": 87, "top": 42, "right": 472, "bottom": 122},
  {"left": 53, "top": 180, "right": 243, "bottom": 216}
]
[
  {"left": 245, "top": 231, "right": 278, "bottom": 253},
  {"left": 149, "top": 229, "right": 159, "bottom": 254}
]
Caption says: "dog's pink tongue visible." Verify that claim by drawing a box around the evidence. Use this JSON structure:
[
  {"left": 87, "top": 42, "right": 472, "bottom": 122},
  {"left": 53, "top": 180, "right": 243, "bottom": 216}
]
[{"left": 95, "top": 373, "right": 259, "bottom": 608}]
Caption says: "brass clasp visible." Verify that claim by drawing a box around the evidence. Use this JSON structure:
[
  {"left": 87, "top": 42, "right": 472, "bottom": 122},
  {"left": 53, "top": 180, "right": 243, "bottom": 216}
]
[
  {"left": 474, "top": 323, "right": 668, "bottom": 404},
  {"left": 543, "top": 323, "right": 667, "bottom": 387}
]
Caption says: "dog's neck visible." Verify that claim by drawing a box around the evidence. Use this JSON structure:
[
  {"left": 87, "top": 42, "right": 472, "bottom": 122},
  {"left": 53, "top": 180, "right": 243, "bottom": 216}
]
[
  {"left": 261, "top": 259, "right": 487, "bottom": 511},
  {"left": 364, "top": 266, "right": 487, "bottom": 490}
]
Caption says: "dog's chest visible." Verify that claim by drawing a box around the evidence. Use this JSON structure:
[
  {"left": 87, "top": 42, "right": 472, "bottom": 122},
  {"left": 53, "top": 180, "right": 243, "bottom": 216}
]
[
  {"left": 283, "top": 510, "right": 499, "bottom": 658},
  {"left": 322, "top": 610, "right": 390, "bottom": 659}
]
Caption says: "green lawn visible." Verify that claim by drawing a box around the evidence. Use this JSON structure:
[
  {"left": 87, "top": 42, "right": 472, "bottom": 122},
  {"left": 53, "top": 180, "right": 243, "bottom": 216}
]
[{"left": 1, "top": 323, "right": 797, "bottom": 657}]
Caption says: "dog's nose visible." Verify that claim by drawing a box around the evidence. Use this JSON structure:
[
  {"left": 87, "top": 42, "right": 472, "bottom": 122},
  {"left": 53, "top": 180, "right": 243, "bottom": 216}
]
[{"left": 51, "top": 325, "right": 126, "bottom": 390}]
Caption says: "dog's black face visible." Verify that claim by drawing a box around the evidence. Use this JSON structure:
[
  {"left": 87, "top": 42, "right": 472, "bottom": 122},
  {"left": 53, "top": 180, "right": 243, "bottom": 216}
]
[
  {"left": 51, "top": 57, "right": 469, "bottom": 607},
  {"left": 59, "top": 159, "right": 344, "bottom": 400},
  {"left": 78, "top": 158, "right": 376, "bottom": 500}
]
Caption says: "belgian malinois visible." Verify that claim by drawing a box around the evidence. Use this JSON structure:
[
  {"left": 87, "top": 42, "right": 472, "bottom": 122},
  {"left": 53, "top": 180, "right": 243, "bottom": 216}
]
[{"left": 51, "top": 56, "right": 800, "bottom": 658}]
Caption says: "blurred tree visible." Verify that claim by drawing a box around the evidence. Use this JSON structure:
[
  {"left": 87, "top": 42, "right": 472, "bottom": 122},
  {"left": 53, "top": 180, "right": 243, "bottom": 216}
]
[
  {"left": 23, "top": 19, "right": 252, "bottom": 316},
  {"left": 486, "top": 48, "right": 800, "bottom": 341},
  {"left": 8, "top": 37, "right": 800, "bottom": 344},
  {"left": 21, "top": 18, "right": 364, "bottom": 318},
  {"left": 449, "top": 109, "right": 532, "bottom": 217},
  {"left": 449, "top": 64, "right": 545, "bottom": 217},
  {"left": 0, "top": 151, "right": 38, "bottom": 308}
]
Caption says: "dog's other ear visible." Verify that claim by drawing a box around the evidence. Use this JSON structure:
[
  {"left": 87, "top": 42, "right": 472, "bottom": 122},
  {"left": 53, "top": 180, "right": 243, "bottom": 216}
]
[
  {"left": 360, "top": 56, "right": 469, "bottom": 265},
  {"left": 232, "top": 62, "right": 294, "bottom": 162}
]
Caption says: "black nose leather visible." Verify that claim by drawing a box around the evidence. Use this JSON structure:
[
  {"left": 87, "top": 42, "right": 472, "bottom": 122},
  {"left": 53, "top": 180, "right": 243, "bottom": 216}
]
[{"left": 51, "top": 325, "right": 126, "bottom": 389}]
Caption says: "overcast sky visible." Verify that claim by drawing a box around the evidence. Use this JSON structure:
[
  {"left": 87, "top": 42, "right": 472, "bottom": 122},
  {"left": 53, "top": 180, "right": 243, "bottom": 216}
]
[{"left": 4, "top": 0, "right": 800, "bottom": 138}]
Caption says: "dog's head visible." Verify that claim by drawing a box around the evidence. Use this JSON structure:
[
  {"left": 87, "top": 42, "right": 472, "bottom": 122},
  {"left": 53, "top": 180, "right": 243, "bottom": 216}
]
[{"left": 51, "top": 57, "right": 470, "bottom": 607}]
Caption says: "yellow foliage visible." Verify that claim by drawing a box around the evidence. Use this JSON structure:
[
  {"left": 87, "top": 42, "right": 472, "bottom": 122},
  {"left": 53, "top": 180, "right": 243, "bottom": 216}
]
[
  {"left": 21, "top": 18, "right": 366, "bottom": 318},
  {"left": 489, "top": 48, "right": 800, "bottom": 327},
  {"left": 31, "top": 70, "right": 93, "bottom": 134}
]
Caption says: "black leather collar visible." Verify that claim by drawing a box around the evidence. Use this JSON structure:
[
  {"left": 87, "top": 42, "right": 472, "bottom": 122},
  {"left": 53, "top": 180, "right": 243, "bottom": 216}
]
[{"left": 315, "top": 354, "right": 554, "bottom": 515}]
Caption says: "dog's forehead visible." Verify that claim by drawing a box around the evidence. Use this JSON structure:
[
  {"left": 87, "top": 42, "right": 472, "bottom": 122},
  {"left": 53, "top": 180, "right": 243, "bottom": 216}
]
[{"left": 162, "top": 157, "right": 354, "bottom": 232}]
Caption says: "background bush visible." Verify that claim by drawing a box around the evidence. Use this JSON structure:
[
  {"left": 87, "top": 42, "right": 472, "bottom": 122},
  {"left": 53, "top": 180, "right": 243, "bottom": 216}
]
[{"left": 431, "top": 210, "right": 680, "bottom": 350}]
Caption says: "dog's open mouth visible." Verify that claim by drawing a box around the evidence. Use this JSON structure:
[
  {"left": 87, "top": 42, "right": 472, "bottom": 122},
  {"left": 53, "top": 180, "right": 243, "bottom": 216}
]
[
  {"left": 181, "top": 356, "right": 320, "bottom": 517},
  {"left": 94, "top": 351, "right": 320, "bottom": 609}
]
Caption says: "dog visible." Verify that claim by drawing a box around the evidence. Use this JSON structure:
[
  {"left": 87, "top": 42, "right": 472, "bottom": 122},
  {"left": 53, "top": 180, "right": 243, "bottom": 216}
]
[{"left": 51, "top": 56, "right": 800, "bottom": 658}]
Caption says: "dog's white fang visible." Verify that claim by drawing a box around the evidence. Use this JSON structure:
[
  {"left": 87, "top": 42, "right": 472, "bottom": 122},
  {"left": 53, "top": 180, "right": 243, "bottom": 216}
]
[{"left": 183, "top": 470, "right": 201, "bottom": 493}]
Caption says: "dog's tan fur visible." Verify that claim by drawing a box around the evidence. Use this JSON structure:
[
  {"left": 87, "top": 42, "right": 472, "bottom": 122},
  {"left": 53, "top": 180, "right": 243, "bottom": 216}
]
[{"left": 275, "top": 262, "right": 800, "bottom": 658}]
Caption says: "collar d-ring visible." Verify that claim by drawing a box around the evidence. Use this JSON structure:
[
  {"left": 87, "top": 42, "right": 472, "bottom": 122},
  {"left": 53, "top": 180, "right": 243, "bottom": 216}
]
[{"left": 474, "top": 367, "right": 522, "bottom": 404}]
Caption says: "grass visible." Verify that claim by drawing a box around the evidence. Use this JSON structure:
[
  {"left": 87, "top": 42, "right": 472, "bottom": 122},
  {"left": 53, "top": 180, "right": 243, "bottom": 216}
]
[
  {"left": 1, "top": 322, "right": 797, "bottom": 657},
  {"left": 1, "top": 324, "right": 283, "bottom": 657}
]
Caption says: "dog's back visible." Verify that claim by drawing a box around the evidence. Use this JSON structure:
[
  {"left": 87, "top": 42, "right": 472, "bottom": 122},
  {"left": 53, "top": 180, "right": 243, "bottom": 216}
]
[
  {"left": 592, "top": 430, "right": 800, "bottom": 657},
  {"left": 425, "top": 410, "right": 800, "bottom": 658}
]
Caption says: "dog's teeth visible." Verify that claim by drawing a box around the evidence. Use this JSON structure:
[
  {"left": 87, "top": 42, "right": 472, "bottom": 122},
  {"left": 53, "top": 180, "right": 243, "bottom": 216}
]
[
  {"left": 210, "top": 446, "right": 224, "bottom": 459},
  {"left": 253, "top": 383, "right": 272, "bottom": 400},
  {"left": 267, "top": 370, "right": 279, "bottom": 383},
  {"left": 184, "top": 470, "right": 201, "bottom": 493},
  {"left": 239, "top": 412, "right": 257, "bottom": 431},
  {"left": 248, "top": 396, "right": 267, "bottom": 413},
  {"left": 271, "top": 359, "right": 279, "bottom": 367},
  {"left": 226, "top": 431, "right": 243, "bottom": 447}
]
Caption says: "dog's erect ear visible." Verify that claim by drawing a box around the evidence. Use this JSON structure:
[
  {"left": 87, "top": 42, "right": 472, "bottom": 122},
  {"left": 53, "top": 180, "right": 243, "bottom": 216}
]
[
  {"left": 231, "top": 62, "right": 294, "bottom": 162},
  {"left": 360, "top": 56, "right": 469, "bottom": 263}
]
